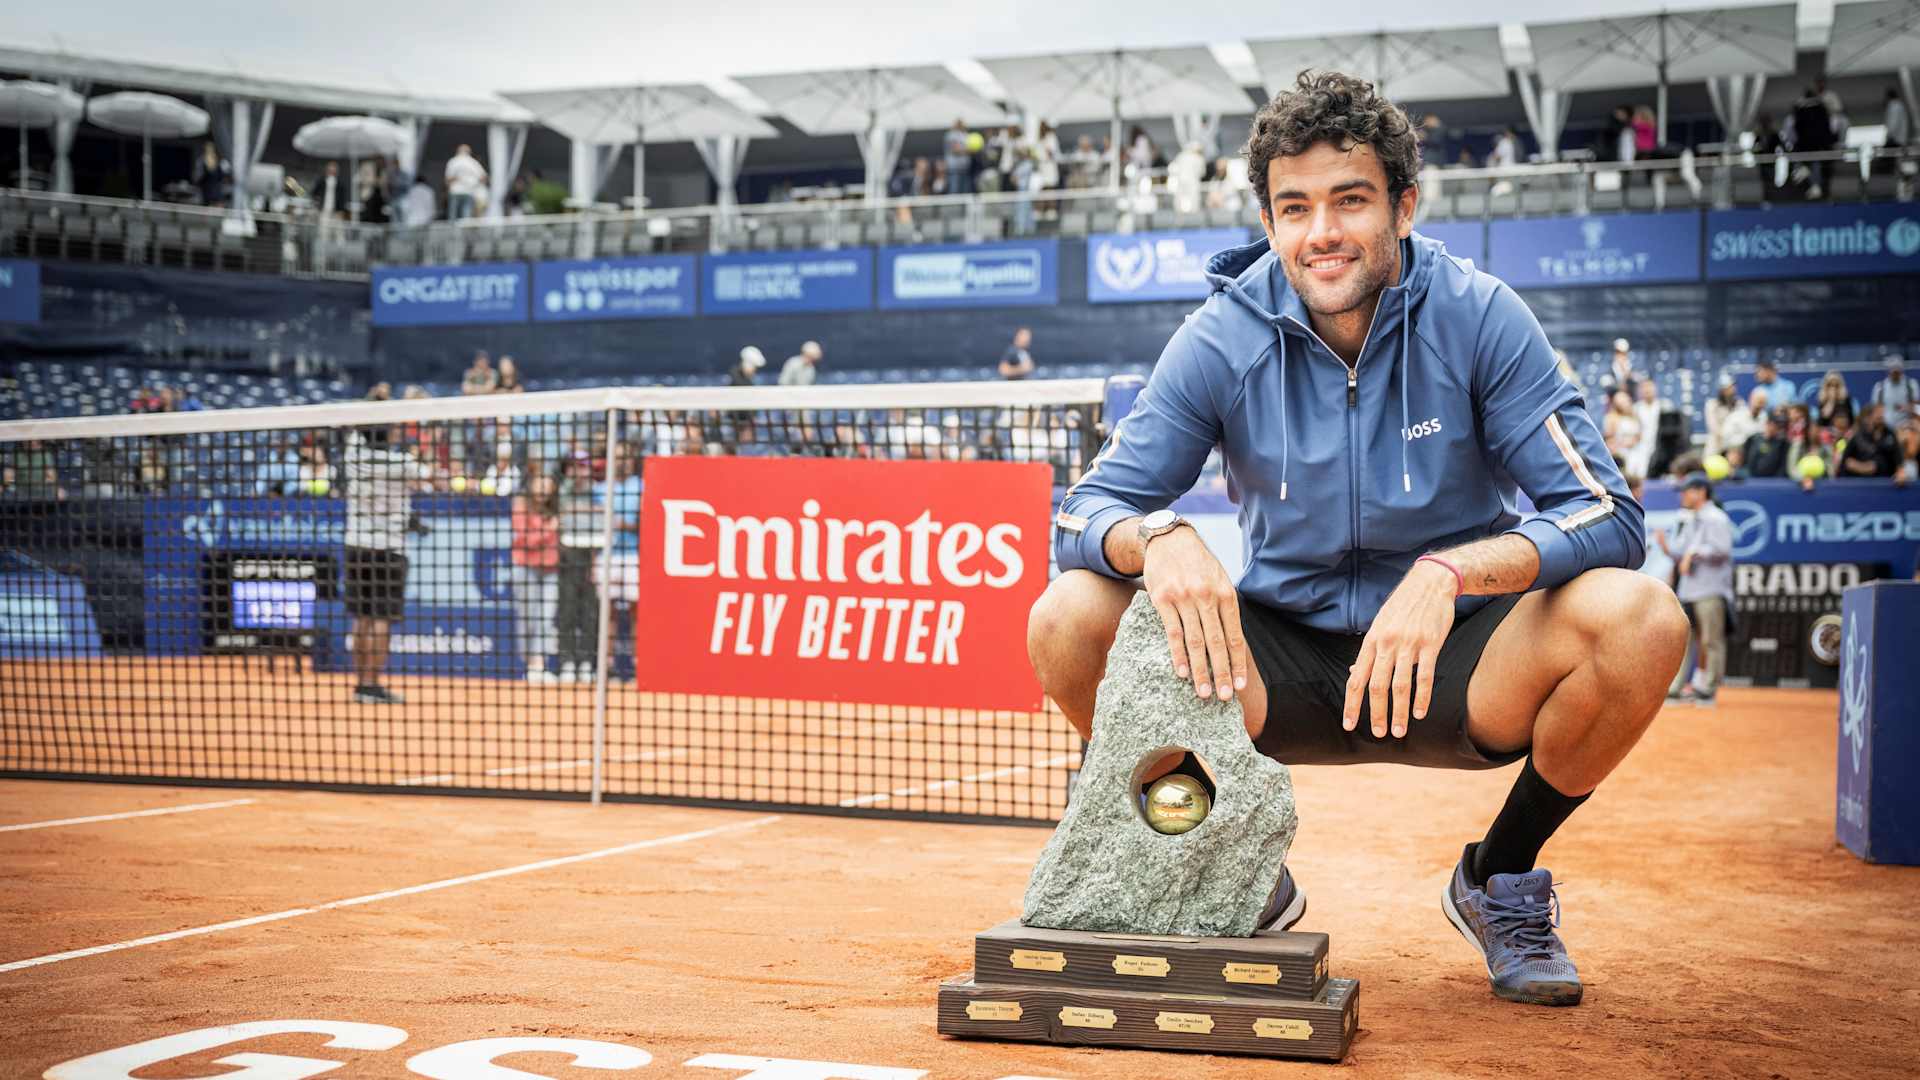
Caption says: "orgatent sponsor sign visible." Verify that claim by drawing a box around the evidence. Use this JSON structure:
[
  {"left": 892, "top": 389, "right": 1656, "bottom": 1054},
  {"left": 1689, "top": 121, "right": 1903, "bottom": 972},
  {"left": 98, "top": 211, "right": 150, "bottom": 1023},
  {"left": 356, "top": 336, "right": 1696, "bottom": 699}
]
[{"left": 637, "top": 456, "right": 1051, "bottom": 709}]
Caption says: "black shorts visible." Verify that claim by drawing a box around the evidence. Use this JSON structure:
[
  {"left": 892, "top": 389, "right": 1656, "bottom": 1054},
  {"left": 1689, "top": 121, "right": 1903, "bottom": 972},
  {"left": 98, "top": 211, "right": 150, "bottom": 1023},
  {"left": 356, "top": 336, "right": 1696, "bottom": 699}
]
[
  {"left": 1241, "top": 593, "right": 1526, "bottom": 770},
  {"left": 344, "top": 547, "right": 409, "bottom": 622}
]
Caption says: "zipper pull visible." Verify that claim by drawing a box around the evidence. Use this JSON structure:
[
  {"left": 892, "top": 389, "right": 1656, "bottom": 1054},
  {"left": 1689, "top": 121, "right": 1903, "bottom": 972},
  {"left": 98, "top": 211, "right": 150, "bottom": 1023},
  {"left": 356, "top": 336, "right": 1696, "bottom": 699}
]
[{"left": 1347, "top": 367, "right": 1357, "bottom": 408}]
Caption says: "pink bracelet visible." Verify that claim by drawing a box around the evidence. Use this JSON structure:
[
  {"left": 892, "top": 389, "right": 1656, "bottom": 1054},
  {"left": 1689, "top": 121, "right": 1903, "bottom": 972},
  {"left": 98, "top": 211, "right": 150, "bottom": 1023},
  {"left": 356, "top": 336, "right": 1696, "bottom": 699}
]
[{"left": 1415, "top": 554, "right": 1464, "bottom": 597}]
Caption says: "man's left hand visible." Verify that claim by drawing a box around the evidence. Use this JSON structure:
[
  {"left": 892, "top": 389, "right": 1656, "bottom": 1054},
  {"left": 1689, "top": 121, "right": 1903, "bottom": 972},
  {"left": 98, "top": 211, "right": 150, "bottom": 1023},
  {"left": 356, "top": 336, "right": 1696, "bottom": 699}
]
[
  {"left": 1344, "top": 560, "right": 1459, "bottom": 739},
  {"left": 1679, "top": 554, "right": 1695, "bottom": 577}
]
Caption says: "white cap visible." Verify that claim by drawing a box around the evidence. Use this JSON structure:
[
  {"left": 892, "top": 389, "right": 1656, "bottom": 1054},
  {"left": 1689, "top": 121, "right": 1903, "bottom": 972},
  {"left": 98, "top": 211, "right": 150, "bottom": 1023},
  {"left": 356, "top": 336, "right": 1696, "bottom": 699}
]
[
  {"left": 739, "top": 346, "right": 765, "bottom": 370},
  {"left": 1613, "top": 338, "right": 1631, "bottom": 353},
  {"left": 802, "top": 340, "right": 823, "bottom": 360}
]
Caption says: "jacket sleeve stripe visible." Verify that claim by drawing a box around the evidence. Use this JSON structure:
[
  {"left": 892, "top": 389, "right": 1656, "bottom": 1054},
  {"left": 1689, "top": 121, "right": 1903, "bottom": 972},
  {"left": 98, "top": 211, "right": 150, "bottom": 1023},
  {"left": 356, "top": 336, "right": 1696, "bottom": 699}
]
[{"left": 1544, "top": 414, "right": 1616, "bottom": 534}]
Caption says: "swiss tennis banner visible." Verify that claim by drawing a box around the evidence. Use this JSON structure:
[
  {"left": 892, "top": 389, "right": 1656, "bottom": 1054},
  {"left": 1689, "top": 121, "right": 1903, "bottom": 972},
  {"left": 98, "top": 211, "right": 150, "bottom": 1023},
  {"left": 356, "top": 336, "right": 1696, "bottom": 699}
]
[{"left": 637, "top": 456, "right": 1051, "bottom": 709}]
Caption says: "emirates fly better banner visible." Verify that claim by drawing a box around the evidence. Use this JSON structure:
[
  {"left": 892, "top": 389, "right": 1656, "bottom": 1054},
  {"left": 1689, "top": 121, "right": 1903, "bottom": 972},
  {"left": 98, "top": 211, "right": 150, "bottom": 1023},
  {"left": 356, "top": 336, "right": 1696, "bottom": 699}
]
[{"left": 637, "top": 457, "right": 1051, "bottom": 709}]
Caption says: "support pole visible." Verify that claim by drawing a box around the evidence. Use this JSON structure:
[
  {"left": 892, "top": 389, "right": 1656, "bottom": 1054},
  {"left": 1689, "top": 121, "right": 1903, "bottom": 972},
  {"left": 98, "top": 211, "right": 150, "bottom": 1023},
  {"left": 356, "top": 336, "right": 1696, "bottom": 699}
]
[
  {"left": 1109, "top": 51, "right": 1124, "bottom": 192},
  {"left": 590, "top": 406, "right": 623, "bottom": 807},
  {"left": 1656, "top": 13, "right": 1671, "bottom": 147}
]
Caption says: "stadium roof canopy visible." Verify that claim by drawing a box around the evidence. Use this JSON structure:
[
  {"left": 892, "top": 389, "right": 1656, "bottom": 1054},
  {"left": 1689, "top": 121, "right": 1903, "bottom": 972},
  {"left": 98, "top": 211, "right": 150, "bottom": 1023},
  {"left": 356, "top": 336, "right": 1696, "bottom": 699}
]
[
  {"left": 979, "top": 47, "right": 1251, "bottom": 127},
  {"left": 0, "top": 42, "right": 526, "bottom": 124},
  {"left": 1822, "top": 0, "right": 1920, "bottom": 74},
  {"left": 1245, "top": 27, "right": 1510, "bottom": 102},
  {"left": 500, "top": 84, "right": 776, "bottom": 144},
  {"left": 732, "top": 66, "right": 1003, "bottom": 136},
  {"left": 1523, "top": 5, "right": 1800, "bottom": 93}
]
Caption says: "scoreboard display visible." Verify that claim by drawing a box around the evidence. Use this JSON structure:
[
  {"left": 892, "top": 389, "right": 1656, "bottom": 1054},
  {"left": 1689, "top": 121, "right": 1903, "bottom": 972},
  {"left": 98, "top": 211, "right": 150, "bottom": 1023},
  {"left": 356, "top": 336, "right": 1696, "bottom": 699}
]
[{"left": 203, "top": 553, "right": 335, "bottom": 653}]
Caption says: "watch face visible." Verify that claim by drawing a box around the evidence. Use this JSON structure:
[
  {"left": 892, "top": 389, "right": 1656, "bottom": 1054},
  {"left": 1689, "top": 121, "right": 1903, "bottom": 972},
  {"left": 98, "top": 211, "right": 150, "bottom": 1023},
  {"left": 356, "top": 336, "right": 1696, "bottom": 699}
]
[{"left": 1142, "top": 509, "right": 1179, "bottom": 531}]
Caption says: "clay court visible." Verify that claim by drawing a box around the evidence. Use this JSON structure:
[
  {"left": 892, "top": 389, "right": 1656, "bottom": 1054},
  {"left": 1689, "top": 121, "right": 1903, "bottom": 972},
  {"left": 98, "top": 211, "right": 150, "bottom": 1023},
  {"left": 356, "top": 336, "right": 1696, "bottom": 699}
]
[{"left": 4, "top": 686, "right": 1915, "bottom": 1079}]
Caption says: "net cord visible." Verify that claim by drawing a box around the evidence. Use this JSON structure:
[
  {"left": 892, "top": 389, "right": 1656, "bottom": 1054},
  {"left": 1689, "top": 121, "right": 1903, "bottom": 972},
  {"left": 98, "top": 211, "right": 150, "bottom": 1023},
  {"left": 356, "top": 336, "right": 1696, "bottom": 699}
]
[
  {"left": 0, "top": 380, "right": 1112, "bottom": 444},
  {"left": 590, "top": 406, "right": 621, "bottom": 806}
]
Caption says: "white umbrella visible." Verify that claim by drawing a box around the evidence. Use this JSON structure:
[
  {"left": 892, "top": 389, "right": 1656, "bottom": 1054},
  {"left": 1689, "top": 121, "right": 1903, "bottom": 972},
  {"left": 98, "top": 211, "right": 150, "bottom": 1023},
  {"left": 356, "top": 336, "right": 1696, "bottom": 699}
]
[
  {"left": 292, "top": 115, "right": 407, "bottom": 221},
  {"left": 86, "top": 91, "right": 210, "bottom": 201},
  {"left": 0, "top": 80, "right": 83, "bottom": 191}
]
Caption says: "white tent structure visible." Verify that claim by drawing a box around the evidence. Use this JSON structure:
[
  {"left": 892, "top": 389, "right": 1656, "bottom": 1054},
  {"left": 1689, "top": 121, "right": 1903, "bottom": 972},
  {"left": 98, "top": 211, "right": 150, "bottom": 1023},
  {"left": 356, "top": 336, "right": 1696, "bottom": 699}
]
[
  {"left": 733, "top": 66, "right": 1000, "bottom": 206},
  {"left": 503, "top": 83, "right": 776, "bottom": 213},
  {"left": 981, "top": 47, "right": 1252, "bottom": 189},
  {"left": 1245, "top": 27, "right": 1509, "bottom": 103},
  {"left": 0, "top": 80, "right": 84, "bottom": 191},
  {"left": 1823, "top": 0, "right": 1920, "bottom": 115},
  {"left": 85, "top": 90, "right": 210, "bottom": 201},
  {"left": 1524, "top": 5, "right": 1799, "bottom": 154}
]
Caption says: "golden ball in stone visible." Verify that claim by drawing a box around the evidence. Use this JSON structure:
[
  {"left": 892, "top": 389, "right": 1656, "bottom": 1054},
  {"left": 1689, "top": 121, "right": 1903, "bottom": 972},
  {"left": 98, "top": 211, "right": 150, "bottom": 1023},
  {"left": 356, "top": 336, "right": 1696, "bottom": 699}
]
[{"left": 1144, "top": 774, "right": 1210, "bottom": 835}]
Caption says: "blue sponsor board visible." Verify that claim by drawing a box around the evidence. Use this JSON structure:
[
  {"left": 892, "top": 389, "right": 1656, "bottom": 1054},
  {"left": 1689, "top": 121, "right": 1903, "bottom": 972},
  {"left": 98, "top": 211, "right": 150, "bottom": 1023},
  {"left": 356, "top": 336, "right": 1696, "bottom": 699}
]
[
  {"left": 0, "top": 556, "right": 103, "bottom": 659},
  {"left": 879, "top": 240, "right": 1058, "bottom": 309},
  {"left": 1639, "top": 479, "right": 1920, "bottom": 575},
  {"left": 532, "top": 255, "right": 697, "bottom": 321},
  {"left": 1490, "top": 213, "right": 1700, "bottom": 288},
  {"left": 371, "top": 263, "right": 528, "bottom": 327},
  {"left": 0, "top": 258, "right": 40, "bottom": 324},
  {"left": 1417, "top": 222, "right": 1486, "bottom": 267},
  {"left": 703, "top": 249, "right": 873, "bottom": 315},
  {"left": 1836, "top": 581, "right": 1920, "bottom": 865},
  {"left": 1087, "top": 230, "right": 1249, "bottom": 303},
  {"left": 1706, "top": 203, "right": 1920, "bottom": 280},
  {"left": 142, "top": 495, "right": 526, "bottom": 677}
]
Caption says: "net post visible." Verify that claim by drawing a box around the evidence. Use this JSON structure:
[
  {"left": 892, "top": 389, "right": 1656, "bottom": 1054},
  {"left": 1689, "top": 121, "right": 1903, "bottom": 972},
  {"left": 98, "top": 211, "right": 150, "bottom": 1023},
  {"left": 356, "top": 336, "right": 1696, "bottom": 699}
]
[{"left": 589, "top": 406, "right": 624, "bottom": 806}]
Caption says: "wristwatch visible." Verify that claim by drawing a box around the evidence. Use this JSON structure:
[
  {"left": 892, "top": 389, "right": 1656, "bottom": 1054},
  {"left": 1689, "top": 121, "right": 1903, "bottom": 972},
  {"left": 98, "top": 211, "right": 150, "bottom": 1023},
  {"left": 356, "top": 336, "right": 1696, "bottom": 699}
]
[{"left": 1137, "top": 508, "right": 1189, "bottom": 548}]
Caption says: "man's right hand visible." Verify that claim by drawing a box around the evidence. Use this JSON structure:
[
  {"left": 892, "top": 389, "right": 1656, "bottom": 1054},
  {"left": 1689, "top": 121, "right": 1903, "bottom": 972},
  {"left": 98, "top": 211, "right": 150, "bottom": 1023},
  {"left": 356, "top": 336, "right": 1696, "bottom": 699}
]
[{"left": 1141, "top": 526, "right": 1249, "bottom": 702}]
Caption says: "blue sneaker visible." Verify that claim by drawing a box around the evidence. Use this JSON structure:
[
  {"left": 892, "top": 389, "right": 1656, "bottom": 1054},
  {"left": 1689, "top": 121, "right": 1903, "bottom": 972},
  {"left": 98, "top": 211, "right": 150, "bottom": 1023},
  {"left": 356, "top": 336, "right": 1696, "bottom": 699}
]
[
  {"left": 1442, "top": 844, "right": 1582, "bottom": 1005},
  {"left": 1258, "top": 866, "right": 1307, "bottom": 932}
]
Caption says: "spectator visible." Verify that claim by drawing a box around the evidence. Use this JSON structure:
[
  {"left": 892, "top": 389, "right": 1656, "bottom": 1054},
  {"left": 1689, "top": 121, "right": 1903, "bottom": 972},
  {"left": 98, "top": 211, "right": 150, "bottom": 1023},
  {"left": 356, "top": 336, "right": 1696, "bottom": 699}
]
[
  {"left": 1887, "top": 87, "right": 1911, "bottom": 150},
  {"left": 402, "top": 176, "right": 437, "bottom": 226},
  {"left": 311, "top": 161, "right": 342, "bottom": 220},
  {"left": 779, "top": 341, "right": 822, "bottom": 386},
  {"left": 256, "top": 438, "right": 300, "bottom": 496},
  {"left": 1602, "top": 390, "right": 1641, "bottom": 461},
  {"left": 445, "top": 144, "right": 488, "bottom": 221},
  {"left": 1752, "top": 359, "right": 1797, "bottom": 411},
  {"left": 1599, "top": 338, "right": 1638, "bottom": 400},
  {"left": 496, "top": 357, "right": 522, "bottom": 393},
  {"left": 1632, "top": 106, "right": 1658, "bottom": 159},
  {"left": 483, "top": 441, "right": 521, "bottom": 496},
  {"left": 943, "top": 120, "right": 973, "bottom": 195},
  {"left": 365, "top": 381, "right": 393, "bottom": 402},
  {"left": 359, "top": 159, "right": 388, "bottom": 223},
  {"left": 1841, "top": 403, "right": 1903, "bottom": 479},
  {"left": 2, "top": 439, "right": 62, "bottom": 500},
  {"left": 1705, "top": 377, "right": 1756, "bottom": 455},
  {"left": 1487, "top": 126, "right": 1521, "bottom": 169},
  {"left": 1009, "top": 145, "right": 1037, "bottom": 234},
  {"left": 1786, "top": 85, "right": 1836, "bottom": 199},
  {"left": 930, "top": 159, "right": 949, "bottom": 196},
  {"left": 555, "top": 452, "right": 602, "bottom": 683},
  {"left": 594, "top": 442, "right": 644, "bottom": 673},
  {"left": 1742, "top": 410, "right": 1789, "bottom": 477},
  {"left": 1627, "top": 380, "right": 1664, "bottom": 479},
  {"left": 1655, "top": 474, "right": 1734, "bottom": 706},
  {"left": 511, "top": 471, "right": 562, "bottom": 683},
  {"left": 1873, "top": 356, "right": 1916, "bottom": 428},
  {"left": 193, "top": 140, "right": 229, "bottom": 206},
  {"left": 1896, "top": 418, "right": 1920, "bottom": 484},
  {"left": 1126, "top": 125, "right": 1155, "bottom": 181},
  {"left": 999, "top": 328, "right": 1036, "bottom": 380},
  {"left": 1169, "top": 141, "right": 1209, "bottom": 213},
  {"left": 1034, "top": 121, "right": 1062, "bottom": 197},
  {"left": 1066, "top": 135, "right": 1099, "bottom": 189},
  {"left": 1606, "top": 104, "right": 1636, "bottom": 163},
  {"left": 729, "top": 346, "right": 766, "bottom": 386},
  {"left": 1784, "top": 401, "right": 1816, "bottom": 462},
  {"left": 1815, "top": 370, "right": 1855, "bottom": 432},
  {"left": 461, "top": 351, "right": 498, "bottom": 396},
  {"left": 342, "top": 426, "right": 436, "bottom": 705},
  {"left": 296, "top": 443, "right": 332, "bottom": 494}
]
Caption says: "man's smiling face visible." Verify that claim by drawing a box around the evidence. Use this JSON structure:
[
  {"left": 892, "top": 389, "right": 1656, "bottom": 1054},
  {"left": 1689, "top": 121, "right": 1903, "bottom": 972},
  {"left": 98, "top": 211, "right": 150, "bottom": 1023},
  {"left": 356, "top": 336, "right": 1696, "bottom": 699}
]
[{"left": 1260, "top": 141, "right": 1415, "bottom": 320}]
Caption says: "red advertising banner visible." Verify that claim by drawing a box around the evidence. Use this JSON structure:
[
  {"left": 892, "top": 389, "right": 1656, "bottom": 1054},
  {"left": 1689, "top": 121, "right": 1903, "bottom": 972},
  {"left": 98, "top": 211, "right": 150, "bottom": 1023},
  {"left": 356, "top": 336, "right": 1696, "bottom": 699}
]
[{"left": 636, "top": 456, "right": 1052, "bottom": 710}]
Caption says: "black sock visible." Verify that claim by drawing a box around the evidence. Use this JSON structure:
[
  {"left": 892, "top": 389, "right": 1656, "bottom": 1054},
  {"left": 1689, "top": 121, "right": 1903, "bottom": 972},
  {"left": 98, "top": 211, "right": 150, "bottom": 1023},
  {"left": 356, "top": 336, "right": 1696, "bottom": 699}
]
[{"left": 1472, "top": 757, "right": 1589, "bottom": 887}]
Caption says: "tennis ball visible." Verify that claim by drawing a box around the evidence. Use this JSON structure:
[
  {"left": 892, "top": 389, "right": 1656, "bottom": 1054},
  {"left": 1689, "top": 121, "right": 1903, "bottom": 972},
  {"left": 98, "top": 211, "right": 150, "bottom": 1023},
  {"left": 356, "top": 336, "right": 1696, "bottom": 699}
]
[
  {"left": 1703, "top": 453, "right": 1730, "bottom": 481},
  {"left": 451, "top": 476, "right": 468, "bottom": 493},
  {"left": 479, "top": 477, "right": 497, "bottom": 496},
  {"left": 307, "top": 477, "right": 331, "bottom": 497},
  {"left": 1797, "top": 454, "right": 1826, "bottom": 480},
  {"left": 965, "top": 131, "right": 984, "bottom": 153},
  {"left": 1143, "top": 774, "right": 1210, "bottom": 835}
]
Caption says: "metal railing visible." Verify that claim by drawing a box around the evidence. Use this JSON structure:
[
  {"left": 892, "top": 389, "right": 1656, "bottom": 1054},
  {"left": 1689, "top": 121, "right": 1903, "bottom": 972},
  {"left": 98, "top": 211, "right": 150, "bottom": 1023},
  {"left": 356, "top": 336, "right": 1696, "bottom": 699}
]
[{"left": 4, "top": 145, "right": 1915, "bottom": 280}]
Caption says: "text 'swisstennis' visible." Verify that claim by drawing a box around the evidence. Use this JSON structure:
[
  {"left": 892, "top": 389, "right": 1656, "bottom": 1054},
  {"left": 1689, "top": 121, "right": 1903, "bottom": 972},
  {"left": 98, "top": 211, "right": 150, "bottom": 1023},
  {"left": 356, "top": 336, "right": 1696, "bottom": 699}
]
[{"left": 638, "top": 456, "right": 1050, "bottom": 709}]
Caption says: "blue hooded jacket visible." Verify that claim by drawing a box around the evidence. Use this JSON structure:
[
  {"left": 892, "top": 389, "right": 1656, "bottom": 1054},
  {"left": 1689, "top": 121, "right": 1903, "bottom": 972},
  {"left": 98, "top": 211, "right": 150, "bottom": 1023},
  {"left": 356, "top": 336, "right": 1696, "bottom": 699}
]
[{"left": 1054, "top": 231, "right": 1645, "bottom": 634}]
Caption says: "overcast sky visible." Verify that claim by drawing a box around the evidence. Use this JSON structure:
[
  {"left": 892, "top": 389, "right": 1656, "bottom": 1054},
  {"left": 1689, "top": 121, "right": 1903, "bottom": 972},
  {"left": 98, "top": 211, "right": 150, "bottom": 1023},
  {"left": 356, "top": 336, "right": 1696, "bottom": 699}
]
[{"left": 1, "top": 0, "right": 1828, "bottom": 103}]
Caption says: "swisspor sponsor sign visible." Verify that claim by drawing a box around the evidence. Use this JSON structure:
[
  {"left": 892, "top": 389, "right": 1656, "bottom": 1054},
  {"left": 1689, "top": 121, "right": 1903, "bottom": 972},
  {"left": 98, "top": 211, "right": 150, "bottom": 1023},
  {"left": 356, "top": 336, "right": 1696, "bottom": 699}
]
[
  {"left": 531, "top": 255, "right": 697, "bottom": 321},
  {"left": 637, "top": 456, "right": 1050, "bottom": 709}
]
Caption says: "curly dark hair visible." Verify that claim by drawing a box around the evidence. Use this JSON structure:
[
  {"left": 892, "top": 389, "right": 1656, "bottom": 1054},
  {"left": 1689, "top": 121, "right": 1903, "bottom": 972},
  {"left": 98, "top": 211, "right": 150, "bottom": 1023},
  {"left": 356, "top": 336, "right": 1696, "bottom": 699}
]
[{"left": 1242, "top": 70, "right": 1422, "bottom": 214}]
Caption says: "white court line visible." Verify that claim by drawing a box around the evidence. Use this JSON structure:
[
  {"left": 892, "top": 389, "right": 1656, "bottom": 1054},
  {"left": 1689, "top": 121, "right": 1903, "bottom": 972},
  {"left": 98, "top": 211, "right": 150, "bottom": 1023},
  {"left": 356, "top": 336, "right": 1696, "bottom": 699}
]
[
  {"left": 394, "top": 748, "right": 688, "bottom": 787},
  {"left": 838, "top": 753, "right": 1080, "bottom": 808},
  {"left": 0, "top": 799, "right": 256, "bottom": 833},
  {"left": 0, "top": 814, "right": 780, "bottom": 974}
]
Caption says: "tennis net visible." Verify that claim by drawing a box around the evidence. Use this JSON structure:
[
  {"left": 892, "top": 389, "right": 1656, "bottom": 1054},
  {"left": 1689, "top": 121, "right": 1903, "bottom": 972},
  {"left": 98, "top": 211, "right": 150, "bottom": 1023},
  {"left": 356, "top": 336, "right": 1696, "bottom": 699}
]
[{"left": 0, "top": 379, "right": 1108, "bottom": 824}]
